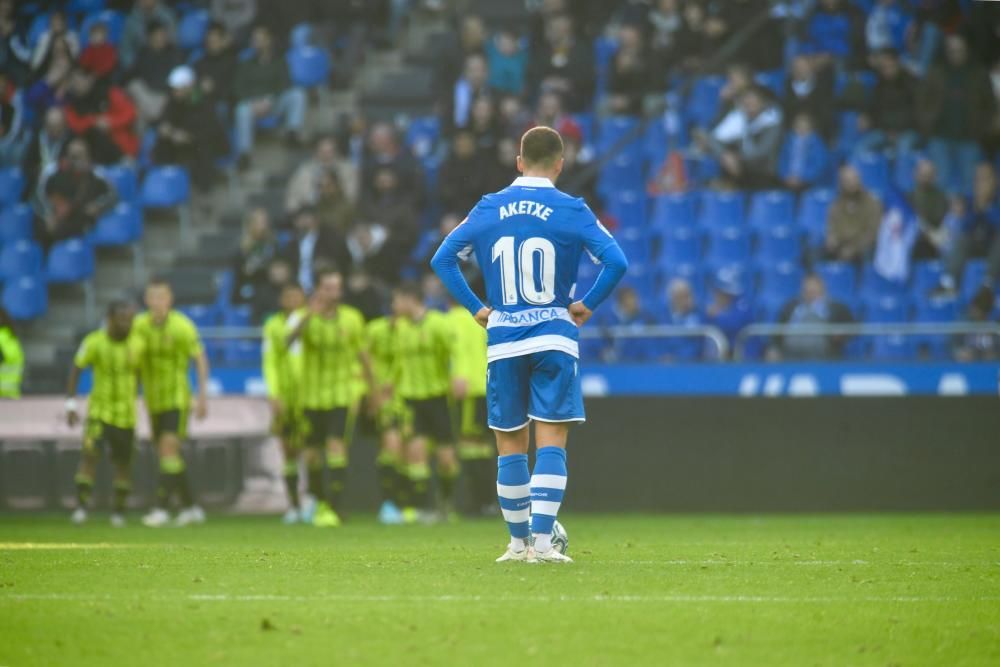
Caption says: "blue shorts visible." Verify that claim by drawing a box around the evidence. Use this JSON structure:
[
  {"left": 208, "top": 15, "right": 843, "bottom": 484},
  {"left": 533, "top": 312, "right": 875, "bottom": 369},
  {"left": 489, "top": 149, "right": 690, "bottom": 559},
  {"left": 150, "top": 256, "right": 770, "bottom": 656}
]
[{"left": 486, "top": 350, "right": 585, "bottom": 431}]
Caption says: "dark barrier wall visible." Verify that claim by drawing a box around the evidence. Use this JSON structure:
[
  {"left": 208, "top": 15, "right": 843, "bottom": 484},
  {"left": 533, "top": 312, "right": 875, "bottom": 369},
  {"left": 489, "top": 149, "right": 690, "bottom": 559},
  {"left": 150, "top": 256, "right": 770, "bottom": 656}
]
[{"left": 3, "top": 398, "right": 998, "bottom": 512}]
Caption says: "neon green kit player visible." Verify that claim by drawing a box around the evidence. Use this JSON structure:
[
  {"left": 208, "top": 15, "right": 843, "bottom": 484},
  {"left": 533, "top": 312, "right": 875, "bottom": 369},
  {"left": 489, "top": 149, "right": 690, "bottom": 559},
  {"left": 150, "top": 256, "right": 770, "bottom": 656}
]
[
  {"left": 390, "top": 282, "right": 459, "bottom": 522},
  {"left": 287, "top": 269, "right": 373, "bottom": 527},
  {"left": 133, "top": 278, "right": 210, "bottom": 528},
  {"left": 262, "top": 282, "right": 307, "bottom": 524},
  {"left": 66, "top": 301, "right": 141, "bottom": 527},
  {"left": 445, "top": 298, "right": 496, "bottom": 515}
]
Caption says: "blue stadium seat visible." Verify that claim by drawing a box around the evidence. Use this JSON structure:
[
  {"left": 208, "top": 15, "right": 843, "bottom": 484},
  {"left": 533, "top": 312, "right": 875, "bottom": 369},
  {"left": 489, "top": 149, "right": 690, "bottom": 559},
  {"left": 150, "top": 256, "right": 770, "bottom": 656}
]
[
  {"left": 835, "top": 111, "right": 861, "bottom": 158},
  {"left": 570, "top": 113, "right": 596, "bottom": 148},
  {"left": 607, "top": 190, "right": 646, "bottom": 229},
  {"left": 871, "top": 335, "right": 915, "bottom": 361},
  {"left": 224, "top": 339, "right": 261, "bottom": 366},
  {"left": 707, "top": 226, "right": 750, "bottom": 267},
  {"left": 2, "top": 276, "right": 47, "bottom": 320},
  {"left": 915, "top": 295, "right": 959, "bottom": 359},
  {"left": 405, "top": 116, "right": 440, "bottom": 160},
  {"left": 179, "top": 304, "right": 217, "bottom": 328},
  {"left": 864, "top": 294, "right": 910, "bottom": 322},
  {"left": 642, "top": 110, "right": 687, "bottom": 169},
  {"left": 756, "top": 291, "right": 789, "bottom": 322},
  {"left": 700, "top": 190, "right": 745, "bottom": 230},
  {"left": 798, "top": 187, "right": 834, "bottom": 246},
  {"left": 68, "top": 0, "right": 106, "bottom": 15},
  {"left": 141, "top": 166, "right": 191, "bottom": 208},
  {"left": 756, "top": 224, "right": 800, "bottom": 266},
  {"left": 287, "top": 46, "right": 331, "bottom": 88},
  {"left": 26, "top": 13, "right": 52, "bottom": 50},
  {"left": 178, "top": 10, "right": 210, "bottom": 51},
  {"left": 0, "top": 239, "right": 43, "bottom": 281},
  {"left": 749, "top": 190, "right": 795, "bottom": 231},
  {"left": 650, "top": 192, "right": 697, "bottom": 234},
  {"left": 861, "top": 263, "right": 907, "bottom": 297},
  {"left": 911, "top": 260, "right": 942, "bottom": 297},
  {"left": 754, "top": 70, "right": 785, "bottom": 97},
  {"left": 0, "top": 204, "right": 34, "bottom": 245},
  {"left": 893, "top": 151, "right": 923, "bottom": 193},
  {"left": 223, "top": 304, "right": 253, "bottom": 327},
  {"left": 79, "top": 10, "right": 124, "bottom": 47},
  {"left": 816, "top": 262, "right": 856, "bottom": 301},
  {"left": 760, "top": 261, "right": 803, "bottom": 303},
  {"left": 598, "top": 151, "right": 644, "bottom": 196},
  {"left": 961, "top": 260, "right": 988, "bottom": 303},
  {"left": 659, "top": 226, "right": 700, "bottom": 266},
  {"left": 660, "top": 262, "right": 707, "bottom": 304},
  {"left": 850, "top": 151, "right": 890, "bottom": 193},
  {"left": 615, "top": 225, "right": 651, "bottom": 263},
  {"left": 290, "top": 23, "right": 312, "bottom": 48},
  {"left": 684, "top": 75, "right": 725, "bottom": 126},
  {"left": 0, "top": 167, "right": 25, "bottom": 207},
  {"left": 46, "top": 238, "right": 95, "bottom": 283},
  {"left": 92, "top": 202, "right": 142, "bottom": 246},
  {"left": 597, "top": 116, "right": 641, "bottom": 153},
  {"left": 95, "top": 164, "right": 138, "bottom": 202},
  {"left": 710, "top": 264, "right": 754, "bottom": 298}
]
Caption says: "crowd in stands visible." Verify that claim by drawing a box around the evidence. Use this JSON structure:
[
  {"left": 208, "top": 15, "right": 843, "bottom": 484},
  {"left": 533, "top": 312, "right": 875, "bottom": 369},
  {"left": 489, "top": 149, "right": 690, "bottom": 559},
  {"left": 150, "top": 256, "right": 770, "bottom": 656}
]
[{"left": 1, "top": 0, "right": 999, "bottom": 368}]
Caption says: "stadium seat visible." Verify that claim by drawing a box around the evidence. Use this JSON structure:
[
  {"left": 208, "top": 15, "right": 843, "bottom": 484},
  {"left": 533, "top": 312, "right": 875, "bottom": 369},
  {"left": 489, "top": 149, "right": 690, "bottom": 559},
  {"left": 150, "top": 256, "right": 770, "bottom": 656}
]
[
  {"left": 915, "top": 295, "right": 959, "bottom": 359},
  {"left": 707, "top": 226, "right": 751, "bottom": 267},
  {"left": 598, "top": 151, "right": 644, "bottom": 197},
  {"left": 0, "top": 167, "right": 25, "bottom": 207},
  {"left": 835, "top": 111, "right": 861, "bottom": 157},
  {"left": 756, "top": 291, "right": 789, "bottom": 322},
  {"left": 756, "top": 224, "right": 800, "bottom": 266},
  {"left": 798, "top": 187, "right": 834, "bottom": 246},
  {"left": 850, "top": 151, "right": 891, "bottom": 193},
  {"left": 597, "top": 116, "right": 642, "bottom": 153},
  {"left": 224, "top": 339, "right": 261, "bottom": 366},
  {"left": 26, "top": 13, "right": 52, "bottom": 50},
  {"left": 816, "top": 262, "right": 856, "bottom": 302},
  {"left": 684, "top": 75, "right": 725, "bottom": 126},
  {"left": 642, "top": 109, "right": 687, "bottom": 169},
  {"left": 659, "top": 226, "right": 700, "bottom": 266},
  {"left": 961, "top": 260, "right": 988, "bottom": 303},
  {"left": 2, "top": 276, "right": 47, "bottom": 320},
  {"left": 660, "top": 262, "right": 707, "bottom": 304},
  {"left": 650, "top": 192, "right": 697, "bottom": 234},
  {"left": 405, "top": 116, "right": 441, "bottom": 160},
  {"left": 760, "top": 261, "right": 803, "bottom": 303},
  {"left": 749, "top": 190, "right": 796, "bottom": 231},
  {"left": 46, "top": 238, "right": 95, "bottom": 283},
  {"left": 607, "top": 190, "right": 647, "bottom": 229},
  {"left": 864, "top": 294, "right": 910, "bottom": 322},
  {"left": 79, "top": 10, "right": 124, "bottom": 46},
  {"left": 871, "top": 335, "right": 915, "bottom": 360},
  {"left": 92, "top": 202, "right": 142, "bottom": 247},
  {"left": 141, "top": 166, "right": 191, "bottom": 208},
  {"left": 179, "top": 304, "right": 217, "bottom": 328},
  {"left": 911, "top": 260, "right": 943, "bottom": 297},
  {"left": 290, "top": 23, "right": 312, "bottom": 48},
  {"left": 178, "top": 10, "right": 210, "bottom": 51},
  {"left": 0, "top": 204, "right": 34, "bottom": 245},
  {"left": 893, "top": 151, "right": 923, "bottom": 193},
  {"left": 861, "top": 263, "right": 907, "bottom": 297},
  {"left": 700, "top": 190, "right": 745, "bottom": 230},
  {"left": 95, "top": 164, "right": 138, "bottom": 202},
  {"left": 615, "top": 226, "right": 651, "bottom": 264},
  {"left": 223, "top": 304, "right": 253, "bottom": 327},
  {"left": 287, "top": 46, "right": 331, "bottom": 88},
  {"left": 67, "top": 0, "right": 106, "bottom": 15},
  {"left": 0, "top": 240, "right": 42, "bottom": 281},
  {"left": 754, "top": 70, "right": 785, "bottom": 97}
]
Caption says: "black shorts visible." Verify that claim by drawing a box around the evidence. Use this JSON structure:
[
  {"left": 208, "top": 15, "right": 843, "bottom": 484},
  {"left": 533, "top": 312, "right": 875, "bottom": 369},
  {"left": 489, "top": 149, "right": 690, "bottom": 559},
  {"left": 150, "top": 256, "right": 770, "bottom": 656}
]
[
  {"left": 150, "top": 408, "right": 188, "bottom": 441},
  {"left": 303, "top": 408, "right": 349, "bottom": 447},
  {"left": 83, "top": 419, "right": 135, "bottom": 465},
  {"left": 460, "top": 396, "right": 488, "bottom": 438},
  {"left": 406, "top": 396, "right": 455, "bottom": 444}
]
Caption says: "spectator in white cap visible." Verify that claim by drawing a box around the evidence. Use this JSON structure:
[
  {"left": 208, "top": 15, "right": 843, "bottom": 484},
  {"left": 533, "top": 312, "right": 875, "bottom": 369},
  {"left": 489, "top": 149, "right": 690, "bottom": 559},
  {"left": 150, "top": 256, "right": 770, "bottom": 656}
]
[{"left": 153, "top": 66, "right": 228, "bottom": 191}]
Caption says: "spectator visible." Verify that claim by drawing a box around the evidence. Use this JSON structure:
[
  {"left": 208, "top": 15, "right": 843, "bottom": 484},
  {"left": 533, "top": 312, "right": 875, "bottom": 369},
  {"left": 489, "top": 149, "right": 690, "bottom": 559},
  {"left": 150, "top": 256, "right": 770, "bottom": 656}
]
[
  {"left": 211, "top": 0, "right": 257, "bottom": 45},
  {"left": 359, "top": 122, "right": 422, "bottom": 208},
  {"left": 0, "top": 305, "right": 23, "bottom": 399},
  {"left": 64, "top": 68, "right": 139, "bottom": 164},
  {"left": 126, "top": 20, "right": 182, "bottom": 127},
  {"left": 910, "top": 159, "right": 950, "bottom": 260},
  {"left": 558, "top": 125, "right": 597, "bottom": 205},
  {"left": 284, "top": 206, "right": 350, "bottom": 294},
  {"left": 232, "top": 207, "right": 278, "bottom": 305},
  {"left": 607, "top": 23, "right": 650, "bottom": 116},
  {"left": 873, "top": 190, "right": 919, "bottom": 283},
  {"left": 24, "top": 24, "right": 74, "bottom": 119},
  {"left": 856, "top": 49, "right": 918, "bottom": 156},
  {"left": 450, "top": 53, "right": 492, "bottom": 132},
  {"left": 434, "top": 14, "right": 487, "bottom": 102},
  {"left": 718, "top": 0, "right": 783, "bottom": 71},
  {"left": 704, "top": 275, "right": 753, "bottom": 354},
  {"left": 438, "top": 130, "right": 491, "bottom": 215},
  {"left": 590, "top": 285, "right": 654, "bottom": 362},
  {"left": 314, "top": 169, "right": 356, "bottom": 236},
  {"left": 705, "top": 87, "right": 784, "bottom": 190},
  {"left": 936, "top": 163, "right": 1000, "bottom": 297},
  {"left": 24, "top": 107, "right": 70, "bottom": 188},
  {"left": 497, "top": 94, "right": 532, "bottom": 141},
  {"left": 770, "top": 274, "right": 854, "bottom": 361},
  {"left": 286, "top": 136, "right": 358, "bottom": 214},
  {"left": 234, "top": 25, "right": 307, "bottom": 166},
  {"left": 469, "top": 96, "right": 500, "bottom": 155},
  {"left": 153, "top": 66, "right": 228, "bottom": 192},
  {"left": 194, "top": 21, "right": 237, "bottom": 115},
  {"left": 716, "top": 64, "right": 755, "bottom": 124},
  {"left": 659, "top": 279, "right": 704, "bottom": 362},
  {"left": 778, "top": 112, "right": 830, "bottom": 193},
  {"left": 359, "top": 167, "right": 419, "bottom": 278},
  {"left": 527, "top": 12, "right": 595, "bottom": 113},
  {"left": 0, "top": 0, "right": 30, "bottom": 85},
  {"left": 672, "top": 1, "right": 719, "bottom": 74},
  {"left": 0, "top": 71, "right": 30, "bottom": 168},
  {"left": 486, "top": 28, "right": 527, "bottom": 96},
  {"left": 824, "top": 165, "right": 882, "bottom": 264},
  {"left": 30, "top": 10, "right": 78, "bottom": 74},
  {"left": 953, "top": 287, "right": 999, "bottom": 362},
  {"left": 805, "top": 0, "right": 866, "bottom": 65},
  {"left": 35, "top": 137, "right": 117, "bottom": 251},
  {"left": 783, "top": 51, "right": 835, "bottom": 140},
  {"left": 78, "top": 21, "right": 119, "bottom": 83},
  {"left": 918, "top": 35, "right": 996, "bottom": 195},
  {"left": 251, "top": 258, "right": 292, "bottom": 324},
  {"left": 121, "top": 0, "right": 177, "bottom": 70},
  {"left": 865, "top": 0, "right": 911, "bottom": 54},
  {"left": 649, "top": 0, "right": 684, "bottom": 75},
  {"left": 487, "top": 136, "right": 519, "bottom": 193}
]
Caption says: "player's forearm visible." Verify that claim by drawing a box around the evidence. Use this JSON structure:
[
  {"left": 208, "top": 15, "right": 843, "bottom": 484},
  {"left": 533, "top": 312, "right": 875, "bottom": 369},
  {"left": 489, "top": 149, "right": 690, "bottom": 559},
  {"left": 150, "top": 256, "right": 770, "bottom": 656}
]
[
  {"left": 195, "top": 353, "right": 210, "bottom": 399},
  {"left": 66, "top": 366, "right": 81, "bottom": 399},
  {"left": 430, "top": 247, "right": 485, "bottom": 316},
  {"left": 581, "top": 244, "right": 629, "bottom": 311}
]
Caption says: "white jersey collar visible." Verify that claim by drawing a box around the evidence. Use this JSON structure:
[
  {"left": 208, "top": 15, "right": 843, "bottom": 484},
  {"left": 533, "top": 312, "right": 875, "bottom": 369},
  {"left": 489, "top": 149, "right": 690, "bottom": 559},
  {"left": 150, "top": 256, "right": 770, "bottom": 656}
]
[{"left": 511, "top": 176, "right": 555, "bottom": 188}]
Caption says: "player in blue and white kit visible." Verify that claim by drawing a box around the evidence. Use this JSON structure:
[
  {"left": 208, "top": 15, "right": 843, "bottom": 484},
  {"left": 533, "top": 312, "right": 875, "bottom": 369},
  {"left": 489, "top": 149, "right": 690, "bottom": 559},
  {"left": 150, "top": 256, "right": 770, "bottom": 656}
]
[{"left": 431, "top": 126, "right": 628, "bottom": 563}]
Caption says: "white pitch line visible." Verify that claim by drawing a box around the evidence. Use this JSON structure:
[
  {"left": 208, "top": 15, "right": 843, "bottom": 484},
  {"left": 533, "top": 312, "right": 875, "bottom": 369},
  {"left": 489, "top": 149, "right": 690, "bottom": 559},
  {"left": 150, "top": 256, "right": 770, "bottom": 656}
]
[
  {"left": 3, "top": 593, "right": 999, "bottom": 604},
  {"left": 604, "top": 559, "right": 997, "bottom": 567}
]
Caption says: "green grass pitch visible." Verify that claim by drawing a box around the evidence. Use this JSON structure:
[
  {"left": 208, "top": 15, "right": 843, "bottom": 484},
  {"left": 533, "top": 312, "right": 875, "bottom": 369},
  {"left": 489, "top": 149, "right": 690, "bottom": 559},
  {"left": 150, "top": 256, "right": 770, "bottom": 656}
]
[{"left": 1, "top": 513, "right": 998, "bottom": 666}]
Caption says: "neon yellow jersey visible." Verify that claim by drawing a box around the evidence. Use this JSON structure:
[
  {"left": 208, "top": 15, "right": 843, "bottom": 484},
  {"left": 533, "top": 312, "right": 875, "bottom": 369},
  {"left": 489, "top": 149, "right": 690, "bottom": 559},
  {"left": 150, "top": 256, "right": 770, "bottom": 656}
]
[
  {"left": 365, "top": 317, "right": 397, "bottom": 389},
  {"left": 75, "top": 329, "right": 142, "bottom": 429},
  {"left": 392, "top": 310, "right": 452, "bottom": 400},
  {"left": 445, "top": 306, "right": 487, "bottom": 397},
  {"left": 298, "top": 305, "right": 366, "bottom": 410},
  {"left": 262, "top": 311, "right": 303, "bottom": 407},
  {"left": 133, "top": 311, "right": 203, "bottom": 414},
  {"left": 0, "top": 326, "right": 24, "bottom": 398}
]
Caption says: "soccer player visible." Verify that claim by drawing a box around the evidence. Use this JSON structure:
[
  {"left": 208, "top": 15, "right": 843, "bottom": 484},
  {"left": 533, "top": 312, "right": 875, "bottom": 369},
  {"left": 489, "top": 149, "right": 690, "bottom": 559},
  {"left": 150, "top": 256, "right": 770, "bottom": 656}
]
[
  {"left": 444, "top": 296, "right": 495, "bottom": 515},
  {"left": 431, "top": 126, "right": 628, "bottom": 563},
  {"left": 390, "top": 282, "right": 459, "bottom": 522},
  {"left": 287, "top": 269, "right": 372, "bottom": 527},
  {"left": 262, "top": 282, "right": 307, "bottom": 524},
  {"left": 134, "top": 279, "right": 211, "bottom": 528},
  {"left": 66, "top": 301, "right": 141, "bottom": 527}
]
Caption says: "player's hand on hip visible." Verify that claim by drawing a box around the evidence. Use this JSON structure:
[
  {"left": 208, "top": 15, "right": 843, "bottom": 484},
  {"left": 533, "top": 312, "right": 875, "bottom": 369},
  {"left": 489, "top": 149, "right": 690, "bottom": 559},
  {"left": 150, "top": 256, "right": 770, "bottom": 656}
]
[
  {"left": 474, "top": 307, "right": 492, "bottom": 329},
  {"left": 569, "top": 301, "right": 593, "bottom": 326}
]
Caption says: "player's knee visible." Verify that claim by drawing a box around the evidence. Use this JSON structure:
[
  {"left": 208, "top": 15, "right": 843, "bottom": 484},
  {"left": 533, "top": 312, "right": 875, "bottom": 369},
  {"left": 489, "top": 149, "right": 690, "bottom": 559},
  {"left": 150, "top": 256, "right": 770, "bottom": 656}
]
[
  {"left": 493, "top": 428, "right": 529, "bottom": 456},
  {"left": 158, "top": 433, "right": 181, "bottom": 456},
  {"left": 325, "top": 439, "right": 345, "bottom": 457},
  {"left": 406, "top": 438, "right": 428, "bottom": 463},
  {"left": 533, "top": 422, "right": 570, "bottom": 448}
]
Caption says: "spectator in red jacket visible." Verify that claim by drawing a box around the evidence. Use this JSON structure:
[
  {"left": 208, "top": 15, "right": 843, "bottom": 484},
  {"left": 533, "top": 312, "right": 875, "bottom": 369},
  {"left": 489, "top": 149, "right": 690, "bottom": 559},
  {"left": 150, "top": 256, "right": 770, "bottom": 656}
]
[
  {"left": 64, "top": 67, "right": 138, "bottom": 164},
  {"left": 78, "top": 21, "right": 118, "bottom": 82}
]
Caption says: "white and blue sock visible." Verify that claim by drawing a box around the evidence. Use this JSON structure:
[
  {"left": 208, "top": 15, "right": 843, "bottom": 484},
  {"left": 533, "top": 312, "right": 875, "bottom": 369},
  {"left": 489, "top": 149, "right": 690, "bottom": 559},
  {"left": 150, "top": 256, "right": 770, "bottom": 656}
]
[
  {"left": 530, "top": 446, "right": 567, "bottom": 553},
  {"left": 497, "top": 453, "right": 530, "bottom": 551}
]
